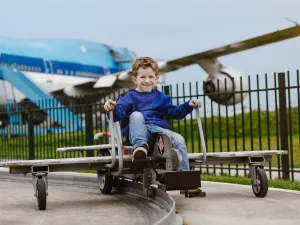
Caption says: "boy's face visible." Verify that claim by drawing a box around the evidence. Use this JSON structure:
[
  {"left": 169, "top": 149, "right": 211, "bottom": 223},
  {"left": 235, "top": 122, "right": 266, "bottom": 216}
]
[{"left": 132, "top": 67, "right": 159, "bottom": 92}]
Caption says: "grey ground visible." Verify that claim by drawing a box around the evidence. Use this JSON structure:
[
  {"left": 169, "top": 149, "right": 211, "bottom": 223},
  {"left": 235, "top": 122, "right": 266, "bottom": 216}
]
[
  {"left": 170, "top": 182, "right": 300, "bottom": 225},
  {"left": 0, "top": 169, "right": 300, "bottom": 225},
  {"left": 0, "top": 179, "right": 167, "bottom": 225}
]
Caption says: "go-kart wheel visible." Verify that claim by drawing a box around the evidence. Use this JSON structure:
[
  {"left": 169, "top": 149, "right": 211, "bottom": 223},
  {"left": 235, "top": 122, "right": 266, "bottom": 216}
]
[
  {"left": 98, "top": 172, "right": 113, "bottom": 194},
  {"left": 99, "top": 149, "right": 110, "bottom": 157},
  {"left": 36, "top": 178, "right": 47, "bottom": 210},
  {"left": 185, "top": 192, "right": 189, "bottom": 198},
  {"left": 252, "top": 168, "right": 268, "bottom": 198},
  {"left": 200, "top": 191, "right": 206, "bottom": 197},
  {"left": 184, "top": 191, "right": 191, "bottom": 198}
]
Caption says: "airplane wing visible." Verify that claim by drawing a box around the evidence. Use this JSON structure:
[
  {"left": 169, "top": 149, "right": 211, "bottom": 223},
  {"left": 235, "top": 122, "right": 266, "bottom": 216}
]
[
  {"left": 166, "top": 25, "right": 300, "bottom": 68},
  {"left": 70, "top": 25, "right": 300, "bottom": 90}
]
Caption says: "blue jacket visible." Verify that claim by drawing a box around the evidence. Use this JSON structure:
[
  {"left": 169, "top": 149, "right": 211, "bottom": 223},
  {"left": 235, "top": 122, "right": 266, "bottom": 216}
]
[{"left": 108, "top": 89, "right": 193, "bottom": 137}]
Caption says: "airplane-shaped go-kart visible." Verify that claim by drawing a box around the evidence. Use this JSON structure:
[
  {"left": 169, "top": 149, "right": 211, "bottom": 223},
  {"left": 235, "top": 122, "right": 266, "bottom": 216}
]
[{"left": 0, "top": 109, "right": 288, "bottom": 210}]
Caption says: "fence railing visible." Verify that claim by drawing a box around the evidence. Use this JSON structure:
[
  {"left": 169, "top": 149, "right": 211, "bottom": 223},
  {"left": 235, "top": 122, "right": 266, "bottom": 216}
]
[{"left": 0, "top": 71, "right": 299, "bottom": 181}]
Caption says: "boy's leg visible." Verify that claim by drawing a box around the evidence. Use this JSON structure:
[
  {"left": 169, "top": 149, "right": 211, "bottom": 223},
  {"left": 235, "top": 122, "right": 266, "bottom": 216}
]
[
  {"left": 148, "top": 126, "right": 203, "bottom": 194},
  {"left": 164, "top": 131, "right": 190, "bottom": 171},
  {"left": 149, "top": 126, "right": 190, "bottom": 171},
  {"left": 129, "top": 112, "right": 149, "bottom": 159}
]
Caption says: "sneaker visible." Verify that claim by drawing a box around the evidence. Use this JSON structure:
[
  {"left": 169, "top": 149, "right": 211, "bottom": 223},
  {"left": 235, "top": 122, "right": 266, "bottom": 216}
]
[{"left": 133, "top": 144, "right": 148, "bottom": 160}]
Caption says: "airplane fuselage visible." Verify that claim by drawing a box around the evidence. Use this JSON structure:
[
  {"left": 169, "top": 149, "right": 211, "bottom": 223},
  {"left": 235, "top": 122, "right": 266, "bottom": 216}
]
[{"left": 0, "top": 37, "right": 136, "bottom": 103}]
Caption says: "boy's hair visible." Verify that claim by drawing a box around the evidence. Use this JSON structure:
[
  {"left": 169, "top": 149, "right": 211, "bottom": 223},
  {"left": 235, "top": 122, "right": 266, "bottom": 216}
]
[{"left": 132, "top": 56, "right": 159, "bottom": 77}]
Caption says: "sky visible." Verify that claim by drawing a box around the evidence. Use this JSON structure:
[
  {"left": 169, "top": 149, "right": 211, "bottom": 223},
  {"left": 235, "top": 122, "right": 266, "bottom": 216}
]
[{"left": 0, "top": 0, "right": 299, "bottom": 112}]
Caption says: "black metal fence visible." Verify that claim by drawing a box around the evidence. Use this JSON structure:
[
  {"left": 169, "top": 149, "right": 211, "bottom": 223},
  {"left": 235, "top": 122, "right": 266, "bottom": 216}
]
[{"left": 0, "top": 71, "right": 299, "bottom": 181}]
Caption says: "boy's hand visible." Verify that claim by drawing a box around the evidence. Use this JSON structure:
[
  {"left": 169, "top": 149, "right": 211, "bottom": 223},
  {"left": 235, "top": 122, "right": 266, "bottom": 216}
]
[
  {"left": 104, "top": 99, "right": 116, "bottom": 112},
  {"left": 189, "top": 99, "right": 201, "bottom": 108}
]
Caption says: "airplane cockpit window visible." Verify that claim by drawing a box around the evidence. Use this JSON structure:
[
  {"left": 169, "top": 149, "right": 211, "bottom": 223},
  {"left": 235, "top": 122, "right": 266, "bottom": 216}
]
[
  {"left": 104, "top": 44, "right": 137, "bottom": 63},
  {"left": 80, "top": 44, "right": 137, "bottom": 66}
]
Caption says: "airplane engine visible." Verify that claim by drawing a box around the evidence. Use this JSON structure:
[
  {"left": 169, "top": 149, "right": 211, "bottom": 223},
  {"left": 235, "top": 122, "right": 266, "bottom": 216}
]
[{"left": 203, "top": 68, "right": 248, "bottom": 105}]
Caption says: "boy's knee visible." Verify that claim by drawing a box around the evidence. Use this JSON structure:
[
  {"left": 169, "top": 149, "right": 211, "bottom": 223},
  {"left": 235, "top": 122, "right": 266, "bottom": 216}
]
[
  {"left": 177, "top": 134, "right": 186, "bottom": 145},
  {"left": 130, "top": 111, "right": 144, "bottom": 121},
  {"left": 172, "top": 133, "right": 186, "bottom": 147}
]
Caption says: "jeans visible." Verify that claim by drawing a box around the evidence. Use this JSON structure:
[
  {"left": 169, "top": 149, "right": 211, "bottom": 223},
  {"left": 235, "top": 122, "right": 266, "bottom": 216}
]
[{"left": 129, "top": 111, "right": 190, "bottom": 171}]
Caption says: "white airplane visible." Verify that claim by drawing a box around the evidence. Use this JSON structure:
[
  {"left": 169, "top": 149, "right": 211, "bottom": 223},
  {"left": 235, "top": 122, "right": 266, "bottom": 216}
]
[{"left": 0, "top": 25, "right": 300, "bottom": 108}]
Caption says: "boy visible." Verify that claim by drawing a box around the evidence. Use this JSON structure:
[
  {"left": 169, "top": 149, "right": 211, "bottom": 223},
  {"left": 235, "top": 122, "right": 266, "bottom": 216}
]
[{"left": 104, "top": 56, "right": 200, "bottom": 172}]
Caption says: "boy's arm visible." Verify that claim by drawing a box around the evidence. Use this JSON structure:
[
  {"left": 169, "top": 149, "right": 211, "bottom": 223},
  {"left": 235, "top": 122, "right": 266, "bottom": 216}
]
[
  {"left": 106, "top": 95, "right": 133, "bottom": 122},
  {"left": 164, "top": 96, "right": 194, "bottom": 119}
]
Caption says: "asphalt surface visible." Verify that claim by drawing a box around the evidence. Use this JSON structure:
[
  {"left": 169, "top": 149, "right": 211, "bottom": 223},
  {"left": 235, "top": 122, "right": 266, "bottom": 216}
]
[
  {"left": 0, "top": 179, "right": 167, "bottom": 225},
  {"left": 0, "top": 169, "right": 300, "bottom": 225},
  {"left": 170, "top": 182, "right": 300, "bottom": 225}
]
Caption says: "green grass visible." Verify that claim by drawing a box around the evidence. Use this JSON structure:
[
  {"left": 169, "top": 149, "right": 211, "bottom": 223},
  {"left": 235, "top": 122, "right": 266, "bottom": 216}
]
[
  {"left": 172, "top": 107, "right": 300, "bottom": 139},
  {"left": 0, "top": 131, "right": 91, "bottom": 159},
  {"left": 171, "top": 107, "right": 300, "bottom": 168},
  {"left": 0, "top": 107, "right": 299, "bottom": 168},
  {"left": 201, "top": 173, "right": 300, "bottom": 191}
]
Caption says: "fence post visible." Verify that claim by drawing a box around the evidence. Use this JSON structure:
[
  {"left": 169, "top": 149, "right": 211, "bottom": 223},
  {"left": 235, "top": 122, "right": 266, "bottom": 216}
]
[
  {"left": 85, "top": 96, "right": 94, "bottom": 157},
  {"left": 278, "top": 72, "right": 290, "bottom": 180},
  {"left": 27, "top": 104, "right": 34, "bottom": 160},
  {"left": 162, "top": 85, "right": 171, "bottom": 125},
  {"left": 162, "top": 85, "right": 170, "bottom": 96}
]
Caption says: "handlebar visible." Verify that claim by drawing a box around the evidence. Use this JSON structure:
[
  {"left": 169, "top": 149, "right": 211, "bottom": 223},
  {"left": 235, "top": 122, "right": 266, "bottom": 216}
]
[{"left": 195, "top": 108, "right": 207, "bottom": 164}]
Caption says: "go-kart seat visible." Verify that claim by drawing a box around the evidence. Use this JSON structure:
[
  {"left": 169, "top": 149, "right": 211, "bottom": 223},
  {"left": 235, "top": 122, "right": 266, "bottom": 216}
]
[{"left": 122, "top": 133, "right": 160, "bottom": 155}]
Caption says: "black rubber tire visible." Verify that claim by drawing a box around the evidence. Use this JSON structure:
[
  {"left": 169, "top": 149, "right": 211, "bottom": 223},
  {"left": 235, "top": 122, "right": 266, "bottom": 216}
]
[
  {"left": 98, "top": 173, "right": 113, "bottom": 194},
  {"left": 99, "top": 149, "right": 111, "bottom": 157},
  {"left": 185, "top": 192, "right": 189, "bottom": 198},
  {"left": 200, "top": 191, "right": 206, "bottom": 197},
  {"left": 252, "top": 168, "right": 268, "bottom": 198},
  {"left": 36, "top": 178, "right": 47, "bottom": 210}
]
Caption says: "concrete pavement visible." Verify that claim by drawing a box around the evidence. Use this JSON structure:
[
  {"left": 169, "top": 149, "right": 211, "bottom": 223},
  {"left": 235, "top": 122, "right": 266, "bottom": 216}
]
[
  {"left": 169, "top": 182, "right": 300, "bottom": 225},
  {"left": 0, "top": 179, "right": 167, "bottom": 225},
  {"left": 0, "top": 168, "right": 300, "bottom": 225}
]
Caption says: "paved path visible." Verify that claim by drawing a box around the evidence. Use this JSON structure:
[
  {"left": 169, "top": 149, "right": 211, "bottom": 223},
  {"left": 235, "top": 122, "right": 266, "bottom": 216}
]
[
  {"left": 1, "top": 168, "right": 300, "bottom": 225},
  {"left": 0, "top": 179, "right": 167, "bottom": 225},
  {"left": 169, "top": 182, "right": 300, "bottom": 225}
]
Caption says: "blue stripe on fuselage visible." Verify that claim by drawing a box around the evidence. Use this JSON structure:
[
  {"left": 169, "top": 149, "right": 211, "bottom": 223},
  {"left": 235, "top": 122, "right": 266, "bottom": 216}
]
[{"left": 0, "top": 53, "right": 122, "bottom": 78}]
